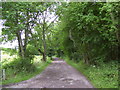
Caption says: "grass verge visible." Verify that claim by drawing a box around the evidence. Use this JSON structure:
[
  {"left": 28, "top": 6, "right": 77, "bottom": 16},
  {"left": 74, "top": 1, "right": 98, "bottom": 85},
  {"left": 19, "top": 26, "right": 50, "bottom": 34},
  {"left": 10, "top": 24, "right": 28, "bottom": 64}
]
[
  {"left": 65, "top": 58, "right": 118, "bottom": 88},
  {"left": 2, "top": 57, "right": 51, "bottom": 85}
]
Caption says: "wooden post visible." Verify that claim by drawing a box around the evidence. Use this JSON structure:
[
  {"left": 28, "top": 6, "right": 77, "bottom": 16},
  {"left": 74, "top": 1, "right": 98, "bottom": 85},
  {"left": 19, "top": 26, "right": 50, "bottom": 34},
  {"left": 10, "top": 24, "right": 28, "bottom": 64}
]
[{"left": 2, "top": 69, "right": 5, "bottom": 80}]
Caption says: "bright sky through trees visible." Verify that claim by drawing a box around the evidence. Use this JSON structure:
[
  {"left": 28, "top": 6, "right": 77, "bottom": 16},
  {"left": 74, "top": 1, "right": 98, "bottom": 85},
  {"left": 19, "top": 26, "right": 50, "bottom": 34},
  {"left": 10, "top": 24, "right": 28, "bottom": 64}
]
[{"left": 1, "top": 10, "right": 58, "bottom": 48}]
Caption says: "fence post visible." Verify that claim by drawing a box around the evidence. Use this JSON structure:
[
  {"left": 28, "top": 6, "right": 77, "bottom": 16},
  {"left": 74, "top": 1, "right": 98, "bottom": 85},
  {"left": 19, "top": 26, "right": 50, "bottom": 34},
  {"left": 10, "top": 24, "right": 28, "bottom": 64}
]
[{"left": 2, "top": 69, "right": 5, "bottom": 80}]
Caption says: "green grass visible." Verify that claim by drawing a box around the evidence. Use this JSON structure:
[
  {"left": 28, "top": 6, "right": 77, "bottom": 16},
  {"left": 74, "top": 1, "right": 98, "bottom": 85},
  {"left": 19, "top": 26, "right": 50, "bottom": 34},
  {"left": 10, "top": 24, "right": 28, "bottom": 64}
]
[
  {"left": 66, "top": 58, "right": 118, "bottom": 88},
  {"left": 2, "top": 62, "right": 50, "bottom": 85},
  {"left": 1, "top": 53, "right": 52, "bottom": 85}
]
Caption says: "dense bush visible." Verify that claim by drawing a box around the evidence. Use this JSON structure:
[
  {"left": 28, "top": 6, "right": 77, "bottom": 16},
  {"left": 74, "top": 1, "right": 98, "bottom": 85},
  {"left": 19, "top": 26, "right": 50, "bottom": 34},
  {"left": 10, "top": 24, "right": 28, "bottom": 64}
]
[
  {"left": 2, "top": 44, "right": 38, "bottom": 72},
  {"left": 3, "top": 57, "right": 36, "bottom": 72}
]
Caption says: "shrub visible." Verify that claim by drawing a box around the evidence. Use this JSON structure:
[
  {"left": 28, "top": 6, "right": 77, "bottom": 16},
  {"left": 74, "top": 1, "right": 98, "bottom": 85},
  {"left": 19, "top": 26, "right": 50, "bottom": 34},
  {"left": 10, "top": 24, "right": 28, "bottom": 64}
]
[{"left": 3, "top": 57, "right": 36, "bottom": 73}]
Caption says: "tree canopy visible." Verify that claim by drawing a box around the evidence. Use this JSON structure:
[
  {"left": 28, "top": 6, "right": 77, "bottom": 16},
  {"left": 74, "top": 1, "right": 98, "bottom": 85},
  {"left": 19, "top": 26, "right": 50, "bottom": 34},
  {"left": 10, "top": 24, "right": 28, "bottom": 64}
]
[{"left": 1, "top": 2, "right": 119, "bottom": 69}]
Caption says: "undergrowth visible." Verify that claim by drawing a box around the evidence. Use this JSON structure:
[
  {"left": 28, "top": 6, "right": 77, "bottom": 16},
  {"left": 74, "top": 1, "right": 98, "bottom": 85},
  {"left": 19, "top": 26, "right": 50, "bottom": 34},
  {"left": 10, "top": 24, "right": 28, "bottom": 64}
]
[
  {"left": 1, "top": 56, "right": 51, "bottom": 85},
  {"left": 66, "top": 58, "right": 118, "bottom": 88}
]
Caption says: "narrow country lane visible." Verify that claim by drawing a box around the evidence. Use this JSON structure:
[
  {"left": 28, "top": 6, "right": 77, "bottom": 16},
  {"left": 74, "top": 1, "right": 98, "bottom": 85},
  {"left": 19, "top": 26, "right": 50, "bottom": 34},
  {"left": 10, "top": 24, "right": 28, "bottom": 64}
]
[{"left": 3, "top": 58, "right": 94, "bottom": 88}]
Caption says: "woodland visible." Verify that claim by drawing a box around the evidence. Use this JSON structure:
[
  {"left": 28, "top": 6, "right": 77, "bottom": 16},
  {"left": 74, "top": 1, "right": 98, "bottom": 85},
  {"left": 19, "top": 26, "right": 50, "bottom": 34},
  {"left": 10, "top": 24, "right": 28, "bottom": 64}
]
[{"left": 1, "top": 2, "right": 119, "bottom": 88}]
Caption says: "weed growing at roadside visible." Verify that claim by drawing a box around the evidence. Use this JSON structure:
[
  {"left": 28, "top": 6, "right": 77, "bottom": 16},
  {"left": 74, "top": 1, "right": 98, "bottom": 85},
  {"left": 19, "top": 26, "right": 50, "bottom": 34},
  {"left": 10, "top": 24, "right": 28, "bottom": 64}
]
[{"left": 66, "top": 59, "right": 118, "bottom": 88}]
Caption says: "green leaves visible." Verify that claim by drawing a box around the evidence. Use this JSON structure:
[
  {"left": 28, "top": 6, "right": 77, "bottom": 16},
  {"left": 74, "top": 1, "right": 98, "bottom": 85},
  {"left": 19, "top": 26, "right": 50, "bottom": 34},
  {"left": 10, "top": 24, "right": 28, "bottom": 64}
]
[{"left": 56, "top": 2, "right": 119, "bottom": 63}]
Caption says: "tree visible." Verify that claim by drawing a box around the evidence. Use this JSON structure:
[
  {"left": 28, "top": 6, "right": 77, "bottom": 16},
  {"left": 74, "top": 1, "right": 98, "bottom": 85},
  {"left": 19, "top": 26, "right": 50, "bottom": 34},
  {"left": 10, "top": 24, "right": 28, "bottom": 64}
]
[
  {"left": 31, "top": 3, "right": 58, "bottom": 61},
  {"left": 2, "top": 2, "right": 40, "bottom": 59},
  {"left": 55, "top": 2, "right": 119, "bottom": 64}
]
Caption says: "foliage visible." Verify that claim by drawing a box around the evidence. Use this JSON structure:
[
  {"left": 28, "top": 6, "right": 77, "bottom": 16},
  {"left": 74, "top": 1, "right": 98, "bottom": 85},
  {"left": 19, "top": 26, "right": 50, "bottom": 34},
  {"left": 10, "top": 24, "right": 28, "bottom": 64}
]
[
  {"left": 25, "top": 44, "right": 39, "bottom": 56},
  {"left": 66, "top": 58, "right": 118, "bottom": 88},
  {"left": 56, "top": 2, "right": 119, "bottom": 64},
  {"left": 2, "top": 58, "right": 51, "bottom": 85},
  {"left": 1, "top": 2, "right": 119, "bottom": 87},
  {"left": 2, "top": 57, "right": 36, "bottom": 72},
  {"left": 2, "top": 48, "right": 18, "bottom": 56},
  {"left": 1, "top": 2, "right": 57, "bottom": 73},
  {"left": 2, "top": 44, "right": 44, "bottom": 72}
]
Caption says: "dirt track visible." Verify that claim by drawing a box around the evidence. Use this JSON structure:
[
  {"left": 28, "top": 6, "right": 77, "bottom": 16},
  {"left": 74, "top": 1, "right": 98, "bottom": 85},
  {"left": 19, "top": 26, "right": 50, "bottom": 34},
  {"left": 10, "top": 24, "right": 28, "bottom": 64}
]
[{"left": 3, "top": 58, "right": 94, "bottom": 88}]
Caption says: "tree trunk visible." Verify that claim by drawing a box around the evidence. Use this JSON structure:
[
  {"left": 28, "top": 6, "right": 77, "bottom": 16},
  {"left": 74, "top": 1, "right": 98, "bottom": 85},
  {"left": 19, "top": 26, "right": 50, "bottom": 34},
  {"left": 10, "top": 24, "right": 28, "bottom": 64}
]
[
  {"left": 24, "top": 10, "right": 29, "bottom": 55},
  {"left": 16, "top": 31, "right": 24, "bottom": 58},
  {"left": 69, "top": 29, "right": 76, "bottom": 47},
  {"left": 84, "top": 53, "right": 89, "bottom": 65},
  {"left": 82, "top": 31, "right": 90, "bottom": 65},
  {"left": 16, "top": 11, "right": 24, "bottom": 58},
  {"left": 24, "top": 29, "right": 28, "bottom": 53},
  {"left": 42, "top": 17, "right": 47, "bottom": 62}
]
